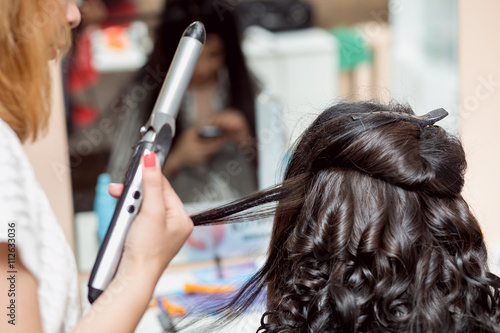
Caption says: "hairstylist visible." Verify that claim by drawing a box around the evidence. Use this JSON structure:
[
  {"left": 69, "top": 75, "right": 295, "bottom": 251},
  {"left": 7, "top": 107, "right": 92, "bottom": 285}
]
[{"left": 0, "top": 1, "right": 193, "bottom": 332}]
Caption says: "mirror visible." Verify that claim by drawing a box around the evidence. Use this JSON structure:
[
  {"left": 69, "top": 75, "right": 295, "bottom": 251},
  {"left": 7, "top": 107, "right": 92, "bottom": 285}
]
[{"left": 66, "top": 0, "right": 458, "bottom": 268}]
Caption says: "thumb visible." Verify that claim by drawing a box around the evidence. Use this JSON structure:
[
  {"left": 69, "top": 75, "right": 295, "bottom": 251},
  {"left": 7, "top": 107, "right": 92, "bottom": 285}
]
[{"left": 140, "top": 150, "right": 165, "bottom": 219}]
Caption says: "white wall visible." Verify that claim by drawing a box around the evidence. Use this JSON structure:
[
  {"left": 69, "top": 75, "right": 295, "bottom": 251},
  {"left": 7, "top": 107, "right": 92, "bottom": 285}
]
[
  {"left": 390, "top": 0, "right": 459, "bottom": 133},
  {"left": 459, "top": 0, "right": 500, "bottom": 271}
]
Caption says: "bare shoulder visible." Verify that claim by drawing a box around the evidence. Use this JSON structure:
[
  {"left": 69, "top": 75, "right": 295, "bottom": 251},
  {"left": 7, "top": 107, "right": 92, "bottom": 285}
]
[{"left": 0, "top": 242, "right": 43, "bottom": 333}]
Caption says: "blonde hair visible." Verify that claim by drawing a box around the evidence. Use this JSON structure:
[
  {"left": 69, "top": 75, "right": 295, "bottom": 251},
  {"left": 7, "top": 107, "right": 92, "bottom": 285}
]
[{"left": 0, "top": 0, "right": 69, "bottom": 142}]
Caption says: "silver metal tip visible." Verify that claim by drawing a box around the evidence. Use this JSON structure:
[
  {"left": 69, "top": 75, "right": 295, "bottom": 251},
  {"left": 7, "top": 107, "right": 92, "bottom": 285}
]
[{"left": 183, "top": 21, "right": 206, "bottom": 44}]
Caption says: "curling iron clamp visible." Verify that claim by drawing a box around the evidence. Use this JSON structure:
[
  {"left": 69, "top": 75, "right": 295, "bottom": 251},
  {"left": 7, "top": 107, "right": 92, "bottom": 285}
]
[{"left": 88, "top": 21, "right": 206, "bottom": 304}]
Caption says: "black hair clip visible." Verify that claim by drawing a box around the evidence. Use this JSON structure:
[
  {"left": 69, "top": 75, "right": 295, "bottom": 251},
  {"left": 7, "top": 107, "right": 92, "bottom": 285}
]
[{"left": 351, "top": 108, "right": 448, "bottom": 128}]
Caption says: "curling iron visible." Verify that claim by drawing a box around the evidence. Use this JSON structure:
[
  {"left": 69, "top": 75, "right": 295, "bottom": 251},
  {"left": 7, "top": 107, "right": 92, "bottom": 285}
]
[{"left": 88, "top": 21, "right": 206, "bottom": 304}]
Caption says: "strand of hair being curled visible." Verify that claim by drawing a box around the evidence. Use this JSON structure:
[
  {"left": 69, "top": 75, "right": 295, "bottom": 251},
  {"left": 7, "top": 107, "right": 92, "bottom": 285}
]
[{"left": 190, "top": 102, "right": 500, "bottom": 332}]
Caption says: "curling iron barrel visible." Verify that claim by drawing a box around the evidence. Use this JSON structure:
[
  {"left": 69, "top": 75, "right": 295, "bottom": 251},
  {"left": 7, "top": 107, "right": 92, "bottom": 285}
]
[{"left": 88, "top": 21, "right": 206, "bottom": 304}]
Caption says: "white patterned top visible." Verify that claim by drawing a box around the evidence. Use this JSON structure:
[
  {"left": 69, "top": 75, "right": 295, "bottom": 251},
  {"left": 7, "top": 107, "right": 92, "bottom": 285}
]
[{"left": 0, "top": 118, "right": 79, "bottom": 332}]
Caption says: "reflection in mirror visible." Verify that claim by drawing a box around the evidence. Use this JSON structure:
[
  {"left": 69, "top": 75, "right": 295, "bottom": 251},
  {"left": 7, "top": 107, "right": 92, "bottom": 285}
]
[
  {"left": 67, "top": 0, "right": 458, "bottom": 271},
  {"left": 391, "top": 0, "right": 458, "bottom": 133}
]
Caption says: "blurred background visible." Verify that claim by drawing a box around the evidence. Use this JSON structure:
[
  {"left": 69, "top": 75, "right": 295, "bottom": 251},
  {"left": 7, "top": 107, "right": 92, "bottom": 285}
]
[{"left": 22, "top": 2, "right": 500, "bottom": 327}]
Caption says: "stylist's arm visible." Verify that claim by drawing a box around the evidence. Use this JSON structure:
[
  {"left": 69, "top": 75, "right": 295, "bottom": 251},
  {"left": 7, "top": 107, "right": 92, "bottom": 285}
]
[{"left": 72, "top": 151, "right": 193, "bottom": 333}]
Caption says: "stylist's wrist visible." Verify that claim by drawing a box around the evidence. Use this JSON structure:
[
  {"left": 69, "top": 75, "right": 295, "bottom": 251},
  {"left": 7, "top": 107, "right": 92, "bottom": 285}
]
[{"left": 118, "top": 250, "right": 165, "bottom": 282}]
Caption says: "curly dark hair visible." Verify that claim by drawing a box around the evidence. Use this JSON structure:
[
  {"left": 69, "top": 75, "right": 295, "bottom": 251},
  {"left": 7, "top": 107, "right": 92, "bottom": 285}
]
[{"left": 191, "top": 101, "right": 500, "bottom": 332}]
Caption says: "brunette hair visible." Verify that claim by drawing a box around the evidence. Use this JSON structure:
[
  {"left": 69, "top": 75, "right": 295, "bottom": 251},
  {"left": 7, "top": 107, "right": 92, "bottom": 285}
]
[
  {"left": 191, "top": 102, "right": 500, "bottom": 332},
  {"left": 0, "top": 0, "right": 68, "bottom": 142}
]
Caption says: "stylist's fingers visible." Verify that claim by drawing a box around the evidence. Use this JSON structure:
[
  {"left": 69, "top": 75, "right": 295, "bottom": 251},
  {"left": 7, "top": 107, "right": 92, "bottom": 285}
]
[
  {"left": 108, "top": 183, "right": 123, "bottom": 198},
  {"left": 120, "top": 150, "right": 193, "bottom": 278},
  {"left": 140, "top": 151, "right": 165, "bottom": 220}
]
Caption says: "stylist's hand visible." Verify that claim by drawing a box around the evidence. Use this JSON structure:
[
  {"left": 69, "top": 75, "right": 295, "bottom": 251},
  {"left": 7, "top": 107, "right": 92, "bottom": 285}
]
[
  {"left": 108, "top": 151, "right": 193, "bottom": 279},
  {"left": 164, "top": 126, "right": 225, "bottom": 176}
]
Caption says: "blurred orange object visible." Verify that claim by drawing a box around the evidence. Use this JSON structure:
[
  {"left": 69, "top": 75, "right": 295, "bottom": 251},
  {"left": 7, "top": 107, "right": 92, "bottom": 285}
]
[
  {"left": 149, "top": 296, "right": 158, "bottom": 308},
  {"left": 103, "top": 26, "right": 128, "bottom": 51},
  {"left": 184, "top": 283, "right": 236, "bottom": 294},
  {"left": 159, "top": 297, "right": 187, "bottom": 317}
]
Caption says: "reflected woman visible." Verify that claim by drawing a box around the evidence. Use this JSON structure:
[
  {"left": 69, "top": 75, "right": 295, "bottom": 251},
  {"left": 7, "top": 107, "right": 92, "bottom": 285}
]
[{"left": 107, "top": 0, "right": 259, "bottom": 203}]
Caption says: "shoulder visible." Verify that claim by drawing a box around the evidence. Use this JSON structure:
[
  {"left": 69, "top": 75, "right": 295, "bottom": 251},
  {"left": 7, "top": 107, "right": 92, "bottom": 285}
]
[
  {"left": 0, "top": 118, "right": 43, "bottom": 275},
  {"left": 0, "top": 119, "right": 80, "bottom": 331},
  {"left": 0, "top": 118, "right": 36, "bottom": 208},
  {"left": 0, "top": 117, "right": 24, "bottom": 150},
  {"left": 0, "top": 118, "right": 33, "bottom": 176},
  {"left": 0, "top": 118, "right": 38, "bottom": 199}
]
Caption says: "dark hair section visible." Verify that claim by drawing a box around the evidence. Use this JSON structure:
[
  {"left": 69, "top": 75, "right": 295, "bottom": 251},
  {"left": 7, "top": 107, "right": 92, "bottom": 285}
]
[
  {"left": 190, "top": 102, "right": 500, "bottom": 332},
  {"left": 137, "top": 0, "right": 257, "bottom": 136}
]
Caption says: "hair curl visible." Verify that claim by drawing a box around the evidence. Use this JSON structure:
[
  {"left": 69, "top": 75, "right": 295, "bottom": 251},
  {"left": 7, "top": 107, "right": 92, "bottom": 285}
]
[{"left": 192, "top": 102, "right": 500, "bottom": 332}]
